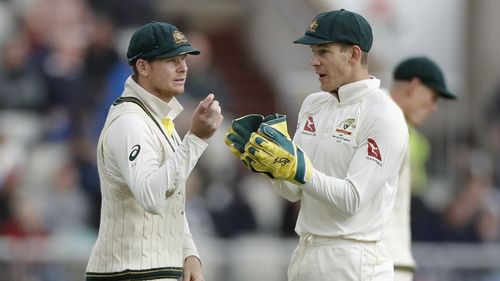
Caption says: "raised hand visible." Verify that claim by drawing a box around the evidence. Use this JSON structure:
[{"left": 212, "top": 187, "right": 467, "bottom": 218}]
[{"left": 190, "top": 93, "right": 223, "bottom": 140}]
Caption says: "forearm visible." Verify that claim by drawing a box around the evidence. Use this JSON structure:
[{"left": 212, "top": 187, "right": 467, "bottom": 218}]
[
  {"left": 150, "top": 132, "right": 207, "bottom": 194},
  {"left": 136, "top": 133, "right": 208, "bottom": 213},
  {"left": 183, "top": 215, "right": 200, "bottom": 260},
  {"left": 301, "top": 169, "right": 360, "bottom": 215},
  {"left": 271, "top": 179, "right": 302, "bottom": 202}
]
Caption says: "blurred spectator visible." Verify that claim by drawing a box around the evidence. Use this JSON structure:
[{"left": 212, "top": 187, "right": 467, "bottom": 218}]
[
  {"left": 485, "top": 83, "right": 500, "bottom": 188},
  {"left": 437, "top": 149, "right": 500, "bottom": 242},
  {"left": 186, "top": 168, "right": 216, "bottom": 237},
  {"left": 70, "top": 135, "right": 101, "bottom": 230},
  {"left": 83, "top": 14, "right": 119, "bottom": 113},
  {"left": 0, "top": 196, "right": 48, "bottom": 238},
  {"left": 43, "top": 160, "right": 91, "bottom": 234},
  {"left": 87, "top": 0, "right": 154, "bottom": 26},
  {"left": 0, "top": 33, "right": 47, "bottom": 112},
  {"left": 183, "top": 30, "right": 232, "bottom": 110},
  {"left": 206, "top": 180, "right": 257, "bottom": 238}
]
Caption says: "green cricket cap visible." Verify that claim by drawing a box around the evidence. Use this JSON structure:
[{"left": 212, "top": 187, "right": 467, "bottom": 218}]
[
  {"left": 394, "top": 56, "right": 456, "bottom": 99},
  {"left": 127, "top": 22, "right": 200, "bottom": 65},
  {"left": 293, "top": 9, "right": 373, "bottom": 52}
]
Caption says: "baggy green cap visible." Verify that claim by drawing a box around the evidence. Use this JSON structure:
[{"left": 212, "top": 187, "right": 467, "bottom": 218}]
[
  {"left": 127, "top": 22, "right": 200, "bottom": 65},
  {"left": 394, "top": 57, "right": 456, "bottom": 99},
  {"left": 294, "top": 9, "right": 373, "bottom": 52}
]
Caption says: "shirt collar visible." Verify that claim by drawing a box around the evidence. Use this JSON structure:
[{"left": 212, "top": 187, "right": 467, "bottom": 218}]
[
  {"left": 123, "top": 76, "right": 183, "bottom": 120},
  {"left": 337, "top": 78, "right": 380, "bottom": 104}
]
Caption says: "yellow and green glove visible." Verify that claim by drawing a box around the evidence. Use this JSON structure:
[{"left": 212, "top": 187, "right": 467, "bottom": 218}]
[
  {"left": 225, "top": 114, "right": 291, "bottom": 178},
  {"left": 243, "top": 121, "right": 313, "bottom": 185},
  {"left": 225, "top": 114, "right": 265, "bottom": 158}
]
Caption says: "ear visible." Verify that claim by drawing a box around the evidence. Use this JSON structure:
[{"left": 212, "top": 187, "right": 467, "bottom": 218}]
[
  {"left": 136, "top": 59, "right": 149, "bottom": 77},
  {"left": 350, "top": 45, "right": 362, "bottom": 64},
  {"left": 407, "top": 77, "right": 421, "bottom": 96}
]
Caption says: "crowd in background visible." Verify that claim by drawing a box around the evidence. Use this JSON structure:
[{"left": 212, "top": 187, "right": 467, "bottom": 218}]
[{"left": 1, "top": 0, "right": 500, "bottom": 267}]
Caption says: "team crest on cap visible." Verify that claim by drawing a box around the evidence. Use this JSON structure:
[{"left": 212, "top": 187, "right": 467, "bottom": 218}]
[
  {"left": 308, "top": 19, "right": 319, "bottom": 32},
  {"left": 172, "top": 30, "right": 188, "bottom": 44}
]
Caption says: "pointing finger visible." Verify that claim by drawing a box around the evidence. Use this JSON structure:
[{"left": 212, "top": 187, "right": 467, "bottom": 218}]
[{"left": 199, "top": 93, "right": 215, "bottom": 109}]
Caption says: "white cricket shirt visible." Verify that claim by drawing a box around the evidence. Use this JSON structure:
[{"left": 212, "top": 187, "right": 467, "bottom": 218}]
[{"left": 273, "top": 78, "right": 408, "bottom": 242}]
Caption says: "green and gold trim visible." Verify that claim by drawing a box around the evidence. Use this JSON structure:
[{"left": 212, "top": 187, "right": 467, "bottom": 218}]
[
  {"left": 86, "top": 266, "right": 183, "bottom": 280},
  {"left": 113, "top": 96, "right": 178, "bottom": 151}
]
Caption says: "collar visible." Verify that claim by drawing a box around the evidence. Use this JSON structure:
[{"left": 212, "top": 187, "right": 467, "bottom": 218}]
[
  {"left": 337, "top": 78, "right": 380, "bottom": 104},
  {"left": 123, "top": 76, "right": 183, "bottom": 120}
]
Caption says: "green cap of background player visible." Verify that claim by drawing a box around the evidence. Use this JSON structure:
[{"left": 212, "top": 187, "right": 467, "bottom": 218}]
[
  {"left": 293, "top": 9, "right": 373, "bottom": 52},
  {"left": 127, "top": 22, "right": 200, "bottom": 65},
  {"left": 394, "top": 56, "right": 456, "bottom": 99}
]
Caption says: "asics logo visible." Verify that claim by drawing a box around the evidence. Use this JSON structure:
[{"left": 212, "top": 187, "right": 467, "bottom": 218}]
[{"left": 129, "top": 144, "right": 141, "bottom": 161}]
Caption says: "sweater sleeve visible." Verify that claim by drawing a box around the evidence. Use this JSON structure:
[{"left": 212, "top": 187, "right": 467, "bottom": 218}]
[{"left": 106, "top": 114, "right": 208, "bottom": 214}]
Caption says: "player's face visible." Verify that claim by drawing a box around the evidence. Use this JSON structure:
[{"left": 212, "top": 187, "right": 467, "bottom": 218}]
[
  {"left": 310, "top": 43, "right": 352, "bottom": 93},
  {"left": 406, "top": 84, "right": 438, "bottom": 126},
  {"left": 145, "top": 54, "right": 188, "bottom": 101}
]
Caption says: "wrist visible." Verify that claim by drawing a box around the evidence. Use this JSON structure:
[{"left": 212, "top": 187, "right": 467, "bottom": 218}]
[{"left": 184, "top": 255, "right": 202, "bottom": 267}]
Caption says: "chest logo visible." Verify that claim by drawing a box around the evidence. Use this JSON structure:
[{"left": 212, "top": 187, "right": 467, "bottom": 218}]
[
  {"left": 367, "top": 138, "right": 382, "bottom": 161},
  {"left": 129, "top": 144, "right": 141, "bottom": 161},
  {"left": 336, "top": 118, "right": 356, "bottom": 135},
  {"left": 304, "top": 116, "right": 316, "bottom": 132}
]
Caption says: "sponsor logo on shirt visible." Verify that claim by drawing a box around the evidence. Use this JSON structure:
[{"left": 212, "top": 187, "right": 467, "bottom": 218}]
[
  {"left": 366, "top": 138, "right": 382, "bottom": 166},
  {"left": 301, "top": 116, "right": 316, "bottom": 136}
]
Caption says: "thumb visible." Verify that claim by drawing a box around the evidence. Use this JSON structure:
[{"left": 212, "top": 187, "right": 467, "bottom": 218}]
[{"left": 199, "top": 93, "right": 215, "bottom": 110}]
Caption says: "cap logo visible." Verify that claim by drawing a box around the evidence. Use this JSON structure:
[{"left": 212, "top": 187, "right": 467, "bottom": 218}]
[
  {"left": 308, "top": 19, "right": 319, "bottom": 32},
  {"left": 172, "top": 30, "right": 188, "bottom": 44}
]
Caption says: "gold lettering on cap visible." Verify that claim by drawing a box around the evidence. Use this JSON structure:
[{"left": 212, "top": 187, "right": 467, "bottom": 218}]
[
  {"left": 308, "top": 19, "right": 319, "bottom": 32},
  {"left": 172, "top": 30, "right": 188, "bottom": 44}
]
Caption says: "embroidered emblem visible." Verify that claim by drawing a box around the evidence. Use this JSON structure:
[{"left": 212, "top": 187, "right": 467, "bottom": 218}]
[
  {"left": 308, "top": 18, "right": 319, "bottom": 32},
  {"left": 172, "top": 30, "right": 188, "bottom": 44},
  {"left": 336, "top": 118, "right": 356, "bottom": 135}
]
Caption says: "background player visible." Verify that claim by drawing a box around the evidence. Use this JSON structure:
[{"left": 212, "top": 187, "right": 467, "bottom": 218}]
[{"left": 387, "top": 56, "right": 456, "bottom": 281}]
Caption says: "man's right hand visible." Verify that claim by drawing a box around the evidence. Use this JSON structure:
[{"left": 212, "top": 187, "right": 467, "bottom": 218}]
[{"left": 190, "top": 94, "right": 223, "bottom": 140}]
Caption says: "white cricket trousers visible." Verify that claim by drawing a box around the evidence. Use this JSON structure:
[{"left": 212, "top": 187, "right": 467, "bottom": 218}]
[{"left": 287, "top": 234, "right": 394, "bottom": 281}]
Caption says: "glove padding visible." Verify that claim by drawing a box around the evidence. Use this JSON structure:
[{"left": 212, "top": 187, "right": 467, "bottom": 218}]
[
  {"left": 243, "top": 122, "right": 313, "bottom": 185},
  {"left": 225, "top": 114, "right": 290, "bottom": 178},
  {"left": 225, "top": 114, "right": 264, "bottom": 158}
]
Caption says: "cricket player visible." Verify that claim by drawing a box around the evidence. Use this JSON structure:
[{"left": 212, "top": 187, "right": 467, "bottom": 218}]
[
  {"left": 225, "top": 9, "right": 408, "bottom": 281},
  {"left": 85, "top": 22, "right": 223, "bottom": 281},
  {"left": 386, "top": 56, "right": 456, "bottom": 281}
]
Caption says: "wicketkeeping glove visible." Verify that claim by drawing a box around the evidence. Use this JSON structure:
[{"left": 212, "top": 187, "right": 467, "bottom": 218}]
[
  {"left": 225, "top": 114, "right": 290, "bottom": 177},
  {"left": 225, "top": 114, "right": 264, "bottom": 158},
  {"left": 243, "top": 122, "right": 313, "bottom": 185}
]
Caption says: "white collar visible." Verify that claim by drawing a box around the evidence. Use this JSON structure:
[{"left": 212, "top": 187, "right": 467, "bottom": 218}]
[
  {"left": 123, "top": 76, "right": 183, "bottom": 120},
  {"left": 337, "top": 78, "right": 380, "bottom": 104}
]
